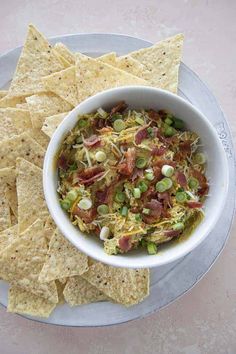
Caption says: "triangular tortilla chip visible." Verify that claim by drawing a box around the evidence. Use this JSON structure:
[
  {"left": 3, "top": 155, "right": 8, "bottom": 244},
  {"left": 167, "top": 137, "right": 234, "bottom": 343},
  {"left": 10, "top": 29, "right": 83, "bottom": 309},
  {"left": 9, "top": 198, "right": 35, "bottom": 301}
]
[
  {"left": 26, "top": 92, "right": 72, "bottom": 129},
  {"left": 41, "top": 112, "right": 67, "bottom": 138},
  {"left": 115, "top": 56, "right": 145, "bottom": 77},
  {"left": 0, "top": 167, "right": 17, "bottom": 218},
  {"left": 82, "top": 263, "right": 149, "bottom": 306},
  {"left": 128, "top": 34, "right": 184, "bottom": 93},
  {"left": 0, "top": 225, "right": 18, "bottom": 253},
  {"left": 16, "top": 158, "right": 48, "bottom": 233},
  {"left": 63, "top": 276, "right": 107, "bottom": 306},
  {"left": 44, "top": 215, "right": 56, "bottom": 231},
  {"left": 0, "top": 184, "right": 11, "bottom": 232},
  {"left": 0, "top": 132, "right": 45, "bottom": 169},
  {"left": 0, "top": 109, "right": 19, "bottom": 141},
  {"left": 8, "top": 286, "right": 56, "bottom": 318},
  {"left": 0, "top": 219, "right": 58, "bottom": 303},
  {"left": 0, "top": 95, "right": 26, "bottom": 108},
  {"left": 98, "top": 52, "right": 116, "bottom": 65},
  {"left": 54, "top": 42, "right": 75, "bottom": 65},
  {"left": 39, "top": 228, "right": 88, "bottom": 282},
  {"left": 0, "top": 90, "right": 8, "bottom": 99},
  {"left": 42, "top": 66, "right": 78, "bottom": 106},
  {"left": 8, "top": 24, "right": 65, "bottom": 97},
  {"left": 16, "top": 103, "right": 29, "bottom": 109},
  {"left": 75, "top": 53, "right": 147, "bottom": 102}
]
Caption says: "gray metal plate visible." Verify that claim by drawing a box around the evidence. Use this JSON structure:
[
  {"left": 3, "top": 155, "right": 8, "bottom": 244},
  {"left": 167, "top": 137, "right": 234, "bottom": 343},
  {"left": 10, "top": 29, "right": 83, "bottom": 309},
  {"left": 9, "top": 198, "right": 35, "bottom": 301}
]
[{"left": 0, "top": 33, "right": 235, "bottom": 327}]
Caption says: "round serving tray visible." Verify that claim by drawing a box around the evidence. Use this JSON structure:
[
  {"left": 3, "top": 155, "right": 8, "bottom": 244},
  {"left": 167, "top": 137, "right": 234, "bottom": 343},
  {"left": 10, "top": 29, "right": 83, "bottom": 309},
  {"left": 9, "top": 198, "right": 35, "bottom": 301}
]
[{"left": 0, "top": 33, "right": 235, "bottom": 327}]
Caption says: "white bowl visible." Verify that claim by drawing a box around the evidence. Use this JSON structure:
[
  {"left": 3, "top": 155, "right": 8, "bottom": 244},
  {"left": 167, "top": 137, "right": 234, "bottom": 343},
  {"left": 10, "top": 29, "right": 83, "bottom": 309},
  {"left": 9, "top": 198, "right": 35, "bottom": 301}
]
[{"left": 43, "top": 86, "right": 229, "bottom": 269}]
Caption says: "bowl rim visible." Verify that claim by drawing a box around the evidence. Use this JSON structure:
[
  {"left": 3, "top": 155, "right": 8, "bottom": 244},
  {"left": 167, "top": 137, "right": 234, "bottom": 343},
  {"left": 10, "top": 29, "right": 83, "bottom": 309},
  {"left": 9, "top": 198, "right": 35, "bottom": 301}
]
[{"left": 43, "top": 86, "right": 229, "bottom": 268}]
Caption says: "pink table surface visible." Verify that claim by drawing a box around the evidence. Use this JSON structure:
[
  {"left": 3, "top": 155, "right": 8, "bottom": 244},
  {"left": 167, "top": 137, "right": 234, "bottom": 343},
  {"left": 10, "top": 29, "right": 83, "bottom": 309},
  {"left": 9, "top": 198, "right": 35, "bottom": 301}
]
[{"left": 0, "top": 1, "right": 236, "bottom": 353}]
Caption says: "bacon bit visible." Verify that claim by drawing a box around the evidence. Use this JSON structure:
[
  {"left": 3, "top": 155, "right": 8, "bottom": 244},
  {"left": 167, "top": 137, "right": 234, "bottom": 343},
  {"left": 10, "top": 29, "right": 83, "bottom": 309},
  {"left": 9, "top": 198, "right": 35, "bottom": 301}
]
[
  {"left": 72, "top": 207, "right": 97, "bottom": 223},
  {"left": 57, "top": 154, "right": 68, "bottom": 170},
  {"left": 130, "top": 206, "right": 140, "bottom": 213},
  {"left": 191, "top": 169, "right": 207, "bottom": 185},
  {"left": 151, "top": 146, "right": 166, "bottom": 156},
  {"left": 118, "top": 147, "right": 136, "bottom": 175},
  {"left": 131, "top": 168, "right": 144, "bottom": 182},
  {"left": 164, "top": 230, "right": 181, "bottom": 237},
  {"left": 96, "top": 189, "right": 108, "bottom": 204},
  {"left": 110, "top": 101, "right": 128, "bottom": 116},
  {"left": 152, "top": 166, "right": 162, "bottom": 183},
  {"left": 198, "top": 184, "right": 209, "bottom": 196},
  {"left": 135, "top": 126, "right": 148, "bottom": 145},
  {"left": 78, "top": 166, "right": 105, "bottom": 185},
  {"left": 142, "top": 185, "right": 156, "bottom": 200},
  {"left": 148, "top": 109, "right": 161, "bottom": 121},
  {"left": 83, "top": 135, "right": 101, "bottom": 148},
  {"left": 179, "top": 140, "right": 192, "bottom": 153},
  {"left": 158, "top": 192, "right": 172, "bottom": 209},
  {"left": 176, "top": 171, "right": 187, "bottom": 187},
  {"left": 153, "top": 159, "right": 177, "bottom": 168},
  {"left": 119, "top": 236, "right": 132, "bottom": 252},
  {"left": 186, "top": 201, "right": 203, "bottom": 209}
]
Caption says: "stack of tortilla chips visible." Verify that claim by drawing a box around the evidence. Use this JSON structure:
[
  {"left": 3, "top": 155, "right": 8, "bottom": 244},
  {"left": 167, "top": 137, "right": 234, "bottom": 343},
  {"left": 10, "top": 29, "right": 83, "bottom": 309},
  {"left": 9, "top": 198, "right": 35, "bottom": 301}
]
[{"left": 0, "top": 24, "right": 183, "bottom": 318}]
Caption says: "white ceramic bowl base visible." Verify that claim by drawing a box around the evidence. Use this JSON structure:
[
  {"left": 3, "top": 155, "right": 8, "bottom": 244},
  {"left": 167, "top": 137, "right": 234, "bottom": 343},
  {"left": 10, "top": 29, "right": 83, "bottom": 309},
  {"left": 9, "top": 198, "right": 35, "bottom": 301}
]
[{"left": 43, "top": 86, "right": 229, "bottom": 269}]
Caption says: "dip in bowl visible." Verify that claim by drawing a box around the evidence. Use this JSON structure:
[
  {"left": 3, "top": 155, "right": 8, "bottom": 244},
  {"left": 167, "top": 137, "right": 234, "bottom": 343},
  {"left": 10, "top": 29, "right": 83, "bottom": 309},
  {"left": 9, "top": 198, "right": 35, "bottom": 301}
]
[{"left": 43, "top": 86, "right": 229, "bottom": 268}]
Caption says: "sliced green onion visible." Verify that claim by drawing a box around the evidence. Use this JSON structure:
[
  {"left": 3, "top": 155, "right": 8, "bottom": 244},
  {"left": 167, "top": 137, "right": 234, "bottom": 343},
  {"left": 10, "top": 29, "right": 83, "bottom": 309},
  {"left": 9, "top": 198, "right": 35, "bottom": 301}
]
[
  {"left": 135, "top": 213, "right": 142, "bottom": 222},
  {"left": 68, "top": 162, "right": 77, "bottom": 171},
  {"left": 155, "top": 181, "right": 167, "bottom": 193},
  {"left": 176, "top": 192, "right": 187, "bottom": 203},
  {"left": 142, "top": 208, "right": 150, "bottom": 215},
  {"left": 172, "top": 117, "right": 184, "bottom": 130},
  {"left": 164, "top": 117, "right": 173, "bottom": 126},
  {"left": 99, "top": 226, "right": 110, "bottom": 240},
  {"left": 76, "top": 136, "right": 83, "bottom": 144},
  {"left": 111, "top": 113, "right": 122, "bottom": 122},
  {"left": 95, "top": 151, "right": 107, "bottom": 162},
  {"left": 162, "top": 177, "right": 173, "bottom": 190},
  {"left": 145, "top": 172, "right": 154, "bottom": 181},
  {"left": 138, "top": 180, "right": 148, "bottom": 193},
  {"left": 78, "top": 119, "right": 88, "bottom": 128},
  {"left": 141, "top": 238, "right": 147, "bottom": 247},
  {"left": 97, "top": 107, "right": 108, "bottom": 118},
  {"left": 161, "top": 164, "right": 174, "bottom": 177},
  {"left": 164, "top": 126, "right": 175, "bottom": 137},
  {"left": 97, "top": 204, "right": 109, "bottom": 215},
  {"left": 172, "top": 222, "right": 184, "bottom": 231},
  {"left": 120, "top": 206, "right": 128, "bottom": 217},
  {"left": 188, "top": 177, "right": 199, "bottom": 190},
  {"left": 78, "top": 197, "right": 92, "bottom": 210},
  {"left": 135, "top": 157, "right": 147, "bottom": 169},
  {"left": 115, "top": 192, "right": 126, "bottom": 203},
  {"left": 147, "top": 242, "right": 157, "bottom": 255},
  {"left": 195, "top": 152, "right": 206, "bottom": 164},
  {"left": 147, "top": 127, "right": 154, "bottom": 137},
  {"left": 133, "top": 188, "right": 141, "bottom": 199},
  {"left": 60, "top": 199, "right": 71, "bottom": 211},
  {"left": 113, "top": 119, "right": 126, "bottom": 132},
  {"left": 66, "top": 189, "right": 78, "bottom": 202},
  {"left": 135, "top": 117, "right": 145, "bottom": 125}
]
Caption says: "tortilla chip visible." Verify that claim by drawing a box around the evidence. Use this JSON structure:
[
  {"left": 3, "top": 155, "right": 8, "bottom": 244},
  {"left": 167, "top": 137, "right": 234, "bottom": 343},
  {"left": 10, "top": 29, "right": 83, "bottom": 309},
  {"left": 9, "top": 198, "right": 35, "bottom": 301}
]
[
  {"left": 8, "top": 286, "right": 56, "bottom": 318},
  {"left": 63, "top": 276, "right": 107, "bottom": 306},
  {"left": 0, "top": 90, "right": 8, "bottom": 99},
  {"left": 115, "top": 56, "right": 145, "bottom": 77},
  {"left": 0, "top": 219, "right": 58, "bottom": 303},
  {"left": 98, "top": 52, "right": 116, "bottom": 65},
  {"left": 0, "top": 167, "right": 17, "bottom": 222},
  {"left": 41, "top": 112, "right": 67, "bottom": 138},
  {"left": 26, "top": 92, "right": 72, "bottom": 129},
  {"left": 52, "top": 48, "right": 71, "bottom": 68},
  {"left": 39, "top": 228, "right": 88, "bottom": 283},
  {"left": 16, "top": 158, "right": 48, "bottom": 233},
  {"left": 10, "top": 211, "right": 18, "bottom": 226},
  {"left": 4, "top": 108, "right": 49, "bottom": 149},
  {"left": 44, "top": 215, "right": 56, "bottom": 231},
  {"left": 0, "top": 109, "right": 19, "bottom": 141},
  {"left": 0, "top": 95, "right": 26, "bottom": 108},
  {"left": 16, "top": 103, "right": 29, "bottom": 109},
  {"left": 0, "top": 132, "right": 45, "bottom": 169},
  {"left": 82, "top": 263, "right": 149, "bottom": 306},
  {"left": 128, "top": 34, "right": 184, "bottom": 93},
  {"left": 55, "top": 280, "right": 65, "bottom": 305},
  {"left": 54, "top": 42, "right": 75, "bottom": 65},
  {"left": 0, "top": 225, "right": 18, "bottom": 253},
  {"left": 42, "top": 66, "right": 78, "bottom": 106},
  {"left": 75, "top": 53, "right": 147, "bottom": 102},
  {"left": 8, "top": 24, "right": 65, "bottom": 97}
]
